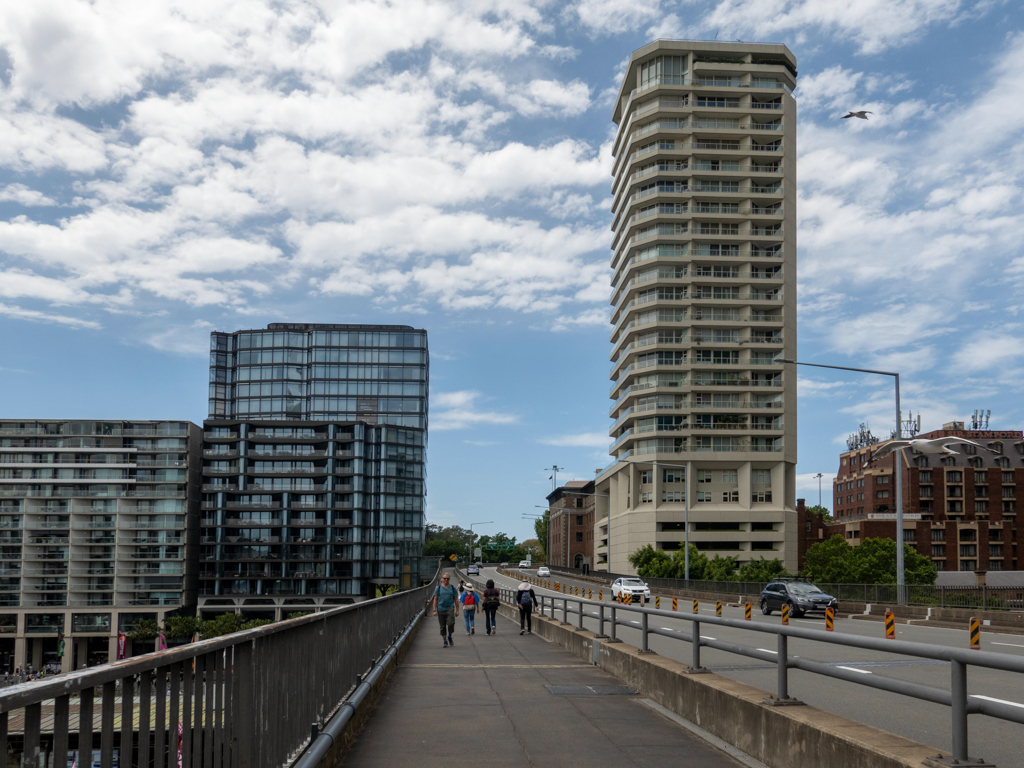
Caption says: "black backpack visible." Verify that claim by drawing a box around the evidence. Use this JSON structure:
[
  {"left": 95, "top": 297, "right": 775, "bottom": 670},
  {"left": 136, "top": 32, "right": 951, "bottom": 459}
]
[{"left": 519, "top": 591, "right": 533, "bottom": 607}]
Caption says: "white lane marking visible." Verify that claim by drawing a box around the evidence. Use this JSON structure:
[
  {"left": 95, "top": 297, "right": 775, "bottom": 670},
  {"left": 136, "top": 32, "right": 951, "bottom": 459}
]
[
  {"left": 837, "top": 666, "right": 872, "bottom": 675},
  {"left": 971, "top": 695, "right": 1024, "bottom": 710},
  {"left": 991, "top": 642, "right": 1024, "bottom": 649},
  {"left": 757, "top": 649, "right": 778, "bottom": 654},
  {"left": 794, "top": 619, "right": 819, "bottom": 625}
]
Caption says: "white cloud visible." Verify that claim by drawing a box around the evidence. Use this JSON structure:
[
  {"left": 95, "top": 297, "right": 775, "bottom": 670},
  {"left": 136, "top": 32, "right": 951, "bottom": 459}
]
[
  {"left": 572, "top": 0, "right": 662, "bottom": 35},
  {"left": 538, "top": 432, "right": 609, "bottom": 447},
  {"left": 0, "top": 302, "right": 100, "bottom": 328},
  {"left": 431, "top": 390, "right": 518, "bottom": 431},
  {"left": 0, "top": 184, "right": 56, "bottom": 206}
]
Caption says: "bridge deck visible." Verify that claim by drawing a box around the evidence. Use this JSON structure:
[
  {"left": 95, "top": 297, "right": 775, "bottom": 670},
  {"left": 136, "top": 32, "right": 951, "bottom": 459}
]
[{"left": 343, "top": 609, "right": 746, "bottom": 768}]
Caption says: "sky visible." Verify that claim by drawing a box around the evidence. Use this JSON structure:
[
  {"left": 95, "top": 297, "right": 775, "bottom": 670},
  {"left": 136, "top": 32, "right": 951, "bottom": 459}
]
[{"left": 1, "top": 0, "right": 1023, "bottom": 543}]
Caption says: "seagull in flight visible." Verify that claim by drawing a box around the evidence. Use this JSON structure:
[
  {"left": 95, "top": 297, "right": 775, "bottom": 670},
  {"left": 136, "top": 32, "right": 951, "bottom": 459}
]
[
  {"left": 869, "top": 437, "right": 995, "bottom": 462},
  {"left": 842, "top": 111, "right": 872, "bottom": 120}
]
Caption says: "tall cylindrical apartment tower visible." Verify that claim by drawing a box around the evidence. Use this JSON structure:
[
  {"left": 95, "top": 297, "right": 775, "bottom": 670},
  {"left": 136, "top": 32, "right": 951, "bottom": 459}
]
[{"left": 596, "top": 41, "right": 798, "bottom": 573}]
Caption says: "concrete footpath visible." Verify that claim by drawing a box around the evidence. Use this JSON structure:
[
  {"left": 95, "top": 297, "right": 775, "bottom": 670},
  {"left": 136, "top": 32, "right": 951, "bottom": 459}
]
[{"left": 342, "top": 608, "right": 750, "bottom": 768}]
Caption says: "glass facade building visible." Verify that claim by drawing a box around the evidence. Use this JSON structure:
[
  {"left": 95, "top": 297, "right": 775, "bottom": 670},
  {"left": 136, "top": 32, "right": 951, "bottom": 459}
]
[
  {"left": 0, "top": 419, "right": 201, "bottom": 672},
  {"left": 201, "top": 324, "right": 428, "bottom": 614}
]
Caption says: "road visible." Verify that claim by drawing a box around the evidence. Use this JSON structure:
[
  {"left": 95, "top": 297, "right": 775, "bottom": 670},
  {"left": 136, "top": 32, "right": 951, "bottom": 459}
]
[{"left": 476, "top": 567, "right": 1024, "bottom": 768}]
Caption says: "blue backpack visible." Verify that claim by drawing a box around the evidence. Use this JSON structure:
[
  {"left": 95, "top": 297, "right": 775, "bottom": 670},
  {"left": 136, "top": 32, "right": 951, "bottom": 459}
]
[{"left": 519, "top": 591, "right": 533, "bottom": 607}]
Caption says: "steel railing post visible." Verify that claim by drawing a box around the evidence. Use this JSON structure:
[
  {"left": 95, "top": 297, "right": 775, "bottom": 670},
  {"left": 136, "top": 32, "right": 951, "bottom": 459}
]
[
  {"left": 692, "top": 619, "right": 701, "bottom": 670},
  {"left": 777, "top": 633, "right": 788, "bottom": 701},
  {"left": 598, "top": 604, "right": 607, "bottom": 637},
  {"left": 951, "top": 660, "right": 968, "bottom": 761},
  {"left": 578, "top": 599, "right": 585, "bottom": 630},
  {"left": 563, "top": 598, "right": 568, "bottom": 624},
  {"left": 640, "top": 610, "right": 649, "bottom": 653},
  {"left": 610, "top": 606, "right": 618, "bottom": 641}
]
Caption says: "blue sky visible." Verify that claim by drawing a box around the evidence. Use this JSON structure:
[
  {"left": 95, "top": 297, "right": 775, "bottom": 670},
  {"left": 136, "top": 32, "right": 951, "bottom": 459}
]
[{"left": 1, "top": 0, "right": 1023, "bottom": 542}]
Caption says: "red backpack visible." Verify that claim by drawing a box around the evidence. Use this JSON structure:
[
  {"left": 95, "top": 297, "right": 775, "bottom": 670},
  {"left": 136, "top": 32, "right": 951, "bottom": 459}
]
[{"left": 464, "top": 592, "right": 477, "bottom": 609}]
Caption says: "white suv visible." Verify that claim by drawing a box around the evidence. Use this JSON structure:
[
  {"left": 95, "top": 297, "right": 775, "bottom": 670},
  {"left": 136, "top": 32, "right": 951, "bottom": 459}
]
[
  {"left": 611, "top": 577, "right": 651, "bottom": 603},
  {"left": 518, "top": 560, "right": 530, "bottom": 568}
]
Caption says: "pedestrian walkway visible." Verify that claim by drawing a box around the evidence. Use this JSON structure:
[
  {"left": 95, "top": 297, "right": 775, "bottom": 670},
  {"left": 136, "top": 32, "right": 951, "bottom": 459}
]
[{"left": 342, "top": 609, "right": 747, "bottom": 768}]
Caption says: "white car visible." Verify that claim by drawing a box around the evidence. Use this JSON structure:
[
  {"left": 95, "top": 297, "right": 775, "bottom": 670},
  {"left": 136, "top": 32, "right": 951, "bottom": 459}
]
[
  {"left": 611, "top": 577, "right": 651, "bottom": 603},
  {"left": 518, "top": 560, "right": 531, "bottom": 568},
  {"left": 537, "top": 566, "right": 551, "bottom": 577}
]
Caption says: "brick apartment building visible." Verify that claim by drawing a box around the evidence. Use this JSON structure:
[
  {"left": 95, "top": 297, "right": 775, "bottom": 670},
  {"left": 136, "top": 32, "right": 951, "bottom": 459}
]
[
  {"left": 547, "top": 481, "right": 595, "bottom": 570},
  {"left": 803, "top": 422, "right": 1023, "bottom": 572}
]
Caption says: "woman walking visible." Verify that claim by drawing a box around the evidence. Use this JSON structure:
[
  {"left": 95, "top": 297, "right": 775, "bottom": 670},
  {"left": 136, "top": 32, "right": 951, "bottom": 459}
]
[
  {"left": 482, "top": 579, "right": 500, "bottom": 635},
  {"left": 516, "top": 581, "right": 536, "bottom": 635},
  {"left": 461, "top": 584, "right": 478, "bottom": 635}
]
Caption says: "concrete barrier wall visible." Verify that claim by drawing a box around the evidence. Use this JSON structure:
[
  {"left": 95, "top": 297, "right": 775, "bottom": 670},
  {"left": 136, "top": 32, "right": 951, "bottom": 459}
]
[{"left": 496, "top": 603, "right": 941, "bottom": 768}]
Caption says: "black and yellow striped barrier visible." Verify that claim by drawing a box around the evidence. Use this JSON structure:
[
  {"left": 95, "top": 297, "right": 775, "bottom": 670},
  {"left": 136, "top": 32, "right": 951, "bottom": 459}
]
[
  {"left": 655, "top": 596, "right": 660, "bottom": 609},
  {"left": 672, "top": 597, "right": 678, "bottom": 611},
  {"left": 884, "top": 611, "right": 896, "bottom": 639},
  {"left": 692, "top": 599, "right": 699, "bottom": 614},
  {"left": 825, "top": 606, "right": 834, "bottom": 631},
  {"left": 970, "top": 616, "right": 981, "bottom": 650},
  {"left": 781, "top": 603, "right": 789, "bottom": 625},
  {"left": 744, "top": 603, "right": 751, "bottom": 621},
  {"left": 716, "top": 601, "right": 722, "bottom": 617},
  {"left": 588, "top": 589, "right": 592, "bottom": 600},
  {"left": 599, "top": 589, "right": 603, "bottom": 601}
]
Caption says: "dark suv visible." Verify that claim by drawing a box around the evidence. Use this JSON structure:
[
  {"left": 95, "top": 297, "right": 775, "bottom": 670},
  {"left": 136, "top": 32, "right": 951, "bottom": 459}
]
[{"left": 759, "top": 581, "right": 838, "bottom": 618}]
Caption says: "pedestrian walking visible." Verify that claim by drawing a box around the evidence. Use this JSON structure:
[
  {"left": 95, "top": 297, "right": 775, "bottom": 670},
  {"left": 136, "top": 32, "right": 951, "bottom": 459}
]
[
  {"left": 516, "top": 581, "right": 536, "bottom": 635},
  {"left": 432, "top": 573, "right": 460, "bottom": 647},
  {"left": 461, "top": 585, "right": 478, "bottom": 635},
  {"left": 482, "top": 579, "right": 500, "bottom": 635}
]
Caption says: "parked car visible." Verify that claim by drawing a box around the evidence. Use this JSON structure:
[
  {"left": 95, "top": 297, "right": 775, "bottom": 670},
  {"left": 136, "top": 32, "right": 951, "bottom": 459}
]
[
  {"left": 760, "top": 580, "right": 838, "bottom": 617},
  {"left": 518, "top": 560, "right": 531, "bottom": 568},
  {"left": 611, "top": 577, "right": 650, "bottom": 603},
  {"left": 537, "top": 566, "right": 551, "bottom": 577},
  {"left": 500, "top": 562, "right": 509, "bottom": 568},
  {"left": 467, "top": 564, "right": 480, "bottom": 575}
]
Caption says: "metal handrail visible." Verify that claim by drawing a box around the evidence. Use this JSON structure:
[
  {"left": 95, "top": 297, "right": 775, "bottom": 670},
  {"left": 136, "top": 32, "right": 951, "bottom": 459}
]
[
  {"left": 0, "top": 566, "right": 442, "bottom": 768},
  {"left": 490, "top": 576, "right": 1024, "bottom": 763}
]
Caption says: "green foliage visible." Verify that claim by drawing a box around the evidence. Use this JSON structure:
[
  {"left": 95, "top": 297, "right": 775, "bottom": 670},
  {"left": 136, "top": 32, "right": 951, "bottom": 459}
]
[
  {"left": 128, "top": 619, "right": 159, "bottom": 641},
  {"left": 287, "top": 611, "right": 313, "bottom": 619},
  {"left": 737, "top": 557, "right": 790, "bottom": 582},
  {"left": 423, "top": 539, "right": 469, "bottom": 560},
  {"left": 628, "top": 545, "right": 789, "bottom": 583},
  {"left": 162, "top": 616, "right": 201, "bottom": 640},
  {"left": 805, "top": 504, "right": 833, "bottom": 524},
  {"left": 534, "top": 512, "right": 549, "bottom": 558},
  {"left": 200, "top": 613, "right": 244, "bottom": 639},
  {"left": 803, "top": 535, "right": 937, "bottom": 585},
  {"left": 425, "top": 523, "right": 472, "bottom": 543},
  {"left": 240, "top": 618, "right": 275, "bottom": 631}
]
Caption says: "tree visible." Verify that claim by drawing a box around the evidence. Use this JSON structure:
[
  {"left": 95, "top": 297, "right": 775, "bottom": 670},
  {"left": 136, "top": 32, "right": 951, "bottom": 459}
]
[
  {"left": 628, "top": 544, "right": 709, "bottom": 580},
  {"left": 737, "top": 557, "right": 789, "bottom": 583},
  {"left": 520, "top": 539, "right": 544, "bottom": 560},
  {"left": 423, "top": 539, "right": 468, "bottom": 560},
  {"left": 704, "top": 555, "right": 739, "bottom": 582},
  {"left": 128, "top": 619, "right": 159, "bottom": 641},
  {"left": 162, "top": 616, "right": 201, "bottom": 640},
  {"left": 200, "top": 613, "right": 244, "bottom": 639},
  {"left": 805, "top": 504, "right": 833, "bottom": 524},
  {"left": 803, "top": 535, "right": 937, "bottom": 585},
  {"left": 425, "top": 523, "right": 472, "bottom": 543},
  {"left": 534, "top": 511, "right": 549, "bottom": 559}
]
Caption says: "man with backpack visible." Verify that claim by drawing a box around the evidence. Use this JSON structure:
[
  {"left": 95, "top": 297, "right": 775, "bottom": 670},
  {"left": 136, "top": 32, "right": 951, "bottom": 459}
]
[
  {"left": 460, "top": 584, "right": 478, "bottom": 635},
  {"left": 482, "top": 579, "right": 500, "bottom": 635},
  {"left": 432, "top": 572, "right": 460, "bottom": 647},
  {"left": 516, "top": 581, "right": 536, "bottom": 635}
]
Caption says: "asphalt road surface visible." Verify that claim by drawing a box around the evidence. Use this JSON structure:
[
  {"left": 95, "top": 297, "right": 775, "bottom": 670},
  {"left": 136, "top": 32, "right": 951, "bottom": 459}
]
[{"left": 477, "top": 566, "right": 1024, "bottom": 768}]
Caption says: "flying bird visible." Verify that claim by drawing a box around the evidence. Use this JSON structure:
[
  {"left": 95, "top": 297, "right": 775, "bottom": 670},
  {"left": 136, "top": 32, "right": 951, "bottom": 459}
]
[
  {"left": 842, "top": 111, "right": 872, "bottom": 120},
  {"left": 869, "top": 437, "right": 995, "bottom": 462}
]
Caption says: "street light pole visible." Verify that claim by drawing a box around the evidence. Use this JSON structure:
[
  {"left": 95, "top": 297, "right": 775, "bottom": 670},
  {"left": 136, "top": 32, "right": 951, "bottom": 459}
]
[
  {"left": 779, "top": 358, "right": 905, "bottom": 603},
  {"left": 469, "top": 521, "right": 493, "bottom": 563},
  {"left": 815, "top": 472, "right": 823, "bottom": 507}
]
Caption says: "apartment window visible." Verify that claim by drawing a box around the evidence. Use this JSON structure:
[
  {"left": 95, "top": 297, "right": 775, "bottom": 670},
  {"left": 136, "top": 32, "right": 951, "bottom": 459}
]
[
  {"left": 697, "top": 491, "right": 713, "bottom": 502},
  {"left": 931, "top": 545, "right": 945, "bottom": 558},
  {"left": 974, "top": 501, "right": 988, "bottom": 513},
  {"left": 1003, "top": 486, "right": 1015, "bottom": 499},
  {"left": 640, "top": 470, "right": 653, "bottom": 484},
  {"left": 663, "top": 469, "right": 684, "bottom": 483},
  {"left": 975, "top": 485, "right": 988, "bottom": 498},
  {"left": 640, "top": 492, "right": 652, "bottom": 503},
  {"left": 947, "top": 471, "right": 963, "bottom": 483},
  {"left": 876, "top": 490, "right": 890, "bottom": 499},
  {"left": 919, "top": 487, "right": 932, "bottom": 498},
  {"left": 947, "top": 486, "right": 963, "bottom": 498},
  {"left": 973, "top": 471, "right": 987, "bottom": 485},
  {"left": 875, "top": 475, "right": 889, "bottom": 485},
  {"left": 919, "top": 471, "right": 932, "bottom": 483},
  {"left": 576, "top": 532, "right": 583, "bottom": 542},
  {"left": 991, "top": 528, "right": 1003, "bottom": 541},
  {"left": 754, "top": 470, "right": 771, "bottom": 484},
  {"left": 969, "top": 457, "right": 983, "bottom": 468},
  {"left": 991, "top": 442, "right": 1004, "bottom": 455},
  {"left": 752, "top": 491, "right": 772, "bottom": 503},
  {"left": 1003, "top": 501, "right": 1015, "bottom": 513},
  {"left": 960, "top": 560, "right": 976, "bottom": 571},
  {"left": 931, "top": 529, "right": 945, "bottom": 542},
  {"left": 698, "top": 470, "right": 713, "bottom": 484},
  {"left": 960, "top": 544, "right": 977, "bottom": 558},
  {"left": 990, "top": 559, "right": 1002, "bottom": 570},
  {"left": 576, "top": 515, "right": 583, "bottom": 526},
  {"left": 947, "top": 501, "right": 963, "bottom": 513},
  {"left": 997, "top": 456, "right": 1010, "bottom": 467},
  {"left": 857, "top": 478, "right": 865, "bottom": 488},
  {"left": 857, "top": 493, "right": 865, "bottom": 501},
  {"left": 903, "top": 529, "right": 915, "bottom": 542},
  {"left": 722, "top": 470, "right": 738, "bottom": 484},
  {"left": 916, "top": 456, "right": 929, "bottom": 468},
  {"left": 990, "top": 544, "right": 1003, "bottom": 558},
  {"left": 1002, "top": 471, "right": 1014, "bottom": 484},
  {"left": 662, "top": 491, "right": 684, "bottom": 502},
  {"left": 722, "top": 491, "right": 739, "bottom": 502},
  {"left": 960, "top": 529, "right": 977, "bottom": 542}
]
